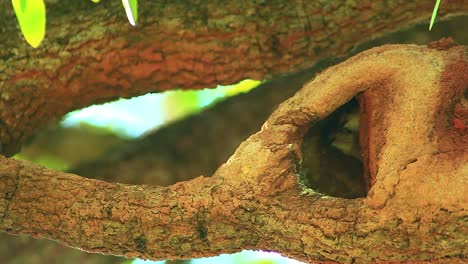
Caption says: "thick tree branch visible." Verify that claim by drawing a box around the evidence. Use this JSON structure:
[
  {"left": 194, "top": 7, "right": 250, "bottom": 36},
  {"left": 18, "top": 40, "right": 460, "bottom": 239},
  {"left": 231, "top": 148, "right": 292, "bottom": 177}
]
[
  {"left": 1, "top": 43, "right": 466, "bottom": 262},
  {"left": 4, "top": 18, "right": 465, "bottom": 264},
  {"left": 0, "top": 233, "right": 122, "bottom": 264},
  {"left": 72, "top": 61, "right": 320, "bottom": 186},
  {"left": 73, "top": 16, "right": 467, "bottom": 189},
  {"left": 1, "top": 154, "right": 373, "bottom": 263},
  {"left": 1, "top": 0, "right": 468, "bottom": 155}
]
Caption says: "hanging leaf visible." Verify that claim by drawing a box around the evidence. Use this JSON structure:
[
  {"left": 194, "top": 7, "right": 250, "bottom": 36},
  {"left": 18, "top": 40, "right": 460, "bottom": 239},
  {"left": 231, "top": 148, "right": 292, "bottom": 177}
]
[
  {"left": 429, "top": 0, "right": 441, "bottom": 31},
  {"left": 19, "top": 0, "right": 27, "bottom": 12},
  {"left": 122, "top": 0, "right": 138, "bottom": 26},
  {"left": 12, "top": 0, "right": 46, "bottom": 48}
]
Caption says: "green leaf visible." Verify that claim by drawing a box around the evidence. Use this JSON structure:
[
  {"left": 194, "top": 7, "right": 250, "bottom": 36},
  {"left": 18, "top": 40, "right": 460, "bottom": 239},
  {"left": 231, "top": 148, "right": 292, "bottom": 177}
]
[
  {"left": 20, "top": 0, "right": 26, "bottom": 12},
  {"left": 122, "top": 0, "right": 138, "bottom": 26},
  {"left": 90, "top": 0, "right": 100, "bottom": 3},
  {"left": 12, "top": 0, "right": 46, "bottom": 48},
  {"left": 429, "top": 0, "right": 441, "bottom": 31}
]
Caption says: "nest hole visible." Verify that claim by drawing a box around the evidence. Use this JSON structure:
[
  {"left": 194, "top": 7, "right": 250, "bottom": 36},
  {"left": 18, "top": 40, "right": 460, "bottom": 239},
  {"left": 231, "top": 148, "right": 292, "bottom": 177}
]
[{"left": 300, "top": 98, "right": 367, "bottom": 198}]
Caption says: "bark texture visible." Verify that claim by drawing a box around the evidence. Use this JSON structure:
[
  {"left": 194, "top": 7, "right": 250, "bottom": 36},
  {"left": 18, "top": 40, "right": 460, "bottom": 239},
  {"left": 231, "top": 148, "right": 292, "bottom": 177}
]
[
  {"left": 1, "top": 43, "right": 466, "bottom": 263},
  {"left": 40, "top": 15, "right": 468, "bottom": 186},
  {"left": 72, "top": 62, "right": 319, "bottom": 186},
  {"left": 1, "top": 0, "right": 468, "bottom": 156},
  {"left": 0, "top": 234, "right": 122, "bottom": 264}
]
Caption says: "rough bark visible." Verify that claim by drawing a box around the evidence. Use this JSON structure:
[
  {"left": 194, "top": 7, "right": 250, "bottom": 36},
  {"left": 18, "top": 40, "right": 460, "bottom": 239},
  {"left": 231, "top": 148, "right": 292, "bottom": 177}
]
[
  {"left": 3, "top": 11, "right": 465, "bottom": 264},
  {"left": 72, "top": 61, "right": 319, "bottom": 186},
  {"left": 60, "top": 15, "right": 468, "bottom": 186},
  {"left": 1, "top": 0, "right": 468, "bottom": 156},
  {"left": 1, "top": 43, "right": 466, "bottom": 263}
]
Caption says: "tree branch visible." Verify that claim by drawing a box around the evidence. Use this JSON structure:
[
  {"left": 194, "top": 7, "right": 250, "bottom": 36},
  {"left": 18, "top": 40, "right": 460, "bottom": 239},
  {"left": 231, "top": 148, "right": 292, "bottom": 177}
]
[
  {"left": 72, "top": 16, "right": 467, "bottom": 190},
  {"left": 3, "top": 17, "right": 465, "bottom": 264},
  {"left": 71, "top": 61, "right": 321, "bottom": 186},
  {"left": 1, "top": 0, "right": 468, "bottom": 155},
  {"left": 1, "top": 43, "right": 466, "bottom": 262}
]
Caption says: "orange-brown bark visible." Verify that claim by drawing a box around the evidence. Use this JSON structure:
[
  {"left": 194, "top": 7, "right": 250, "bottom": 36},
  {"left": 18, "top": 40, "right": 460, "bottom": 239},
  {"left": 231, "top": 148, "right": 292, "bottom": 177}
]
[
  {"left": 1, "top": 43, "right": 466, "bottom": 263},
  {"left": 1, "top": 1, "right": 468, "bottom": 156}
]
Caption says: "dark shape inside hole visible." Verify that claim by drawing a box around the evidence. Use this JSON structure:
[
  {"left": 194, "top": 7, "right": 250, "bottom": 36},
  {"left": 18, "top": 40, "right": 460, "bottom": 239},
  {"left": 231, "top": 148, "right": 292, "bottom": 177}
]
[{"left": 300, "top": 98, "right": 367, "bottom": 198}]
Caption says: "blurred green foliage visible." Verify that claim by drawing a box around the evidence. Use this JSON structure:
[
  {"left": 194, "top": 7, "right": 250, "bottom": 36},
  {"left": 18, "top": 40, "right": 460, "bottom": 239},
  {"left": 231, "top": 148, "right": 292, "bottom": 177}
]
[
  {"left": 16, "top": 80, "right": 261, "bottom": 171},
  {"left": 14, "top": 154, "right": 68, "bottom": 171},
  {"left": 62, "top": 80, "right": 261, "bottom": 139}
]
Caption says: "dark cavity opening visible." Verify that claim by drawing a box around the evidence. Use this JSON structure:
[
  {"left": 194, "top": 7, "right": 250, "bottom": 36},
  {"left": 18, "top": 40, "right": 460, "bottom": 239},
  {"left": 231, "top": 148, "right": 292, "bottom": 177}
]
[{"left": 300, "top": 98, "right": 367, "bottom": 198}]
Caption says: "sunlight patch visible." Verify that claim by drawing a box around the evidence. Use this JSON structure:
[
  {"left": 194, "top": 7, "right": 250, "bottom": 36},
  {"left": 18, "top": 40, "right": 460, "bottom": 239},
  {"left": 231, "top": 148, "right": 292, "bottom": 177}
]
[
  {"left": 61, "top": 93, "right": 165, "bottom": 138},
  {"left": 132, "top": 250, "right": 305, "bottom": 264},
  {"left": 61, "top": 80, "right": 261, "bottom": 138}
]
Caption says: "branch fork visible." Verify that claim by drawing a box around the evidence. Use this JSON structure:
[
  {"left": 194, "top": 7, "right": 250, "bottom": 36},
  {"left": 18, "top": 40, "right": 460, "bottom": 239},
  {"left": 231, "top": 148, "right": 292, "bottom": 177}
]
[{"left": 1, "top": 41, "right": 467, "bottom": 262}]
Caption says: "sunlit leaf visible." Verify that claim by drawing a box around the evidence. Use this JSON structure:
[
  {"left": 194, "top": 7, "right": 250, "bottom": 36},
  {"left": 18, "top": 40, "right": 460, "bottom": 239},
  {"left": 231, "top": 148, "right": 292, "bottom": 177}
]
[
  {"left": 122, "top": 0, "right": 138, "bottom": 26},
  {"left": 12, "top": 0, "right": 46, "bottom": 48},
  {"left": 90, "top": 0, "right": 100, "bottom": 3},
  {"left": 163, "top": 91, "right": 201, "bottom": 122},
  {"left": 224, "top": 79, "right": 261, "bottom": 96},
  {"left": 20, "top": 0, "right": 26, "bottom": 12},
  {"left": 429, "top": 0, "right": 441, "bottom": 31}
]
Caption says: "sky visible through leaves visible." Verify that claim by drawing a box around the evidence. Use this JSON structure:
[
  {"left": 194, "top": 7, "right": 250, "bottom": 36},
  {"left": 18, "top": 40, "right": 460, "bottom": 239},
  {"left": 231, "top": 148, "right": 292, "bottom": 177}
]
[
  {"left": 133, "top": 250, "right": 305, "bottom": 264},
  {"left": 61, "top": 80, "right": 261, "bottom": 138}
]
